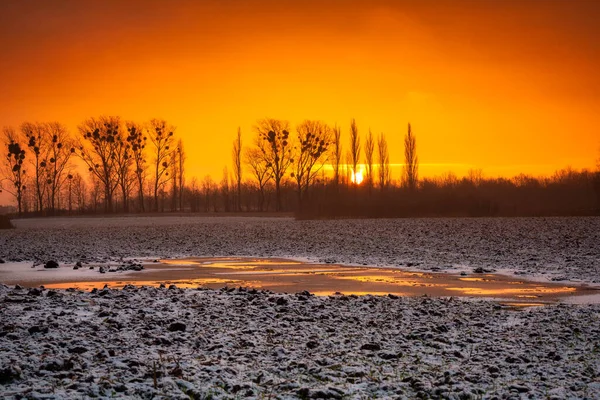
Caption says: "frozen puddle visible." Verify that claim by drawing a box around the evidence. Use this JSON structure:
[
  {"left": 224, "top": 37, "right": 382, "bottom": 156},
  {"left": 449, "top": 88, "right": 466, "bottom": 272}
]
[{"left": 3, "top": 257, "right": 597, "bottom": 305}]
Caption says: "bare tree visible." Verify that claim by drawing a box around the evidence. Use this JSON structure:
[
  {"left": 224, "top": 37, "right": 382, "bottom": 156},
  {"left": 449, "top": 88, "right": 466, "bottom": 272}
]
[
  {"left": 332, "top": 125, "right": 342, "bottom": 187},
  {"left": 245, "top": 147, "right": 271, "bottom": 212},
  {"left": 254, "top": 118, "right": 294, "bottom": 211},
  {"left": 188, "top": 177, "right": 201, "bottom": 212},
  {"left": 344, "top": 153, "right": 353, "bottom": 186},
  {"left": 148, "top": 119, "right": 175, "bottom": 212},
  {"left": 467, "top": 168, "right": 484, "bottom": 187},
  {"left": 72, "top": 172, "right": 87, "bottom": 213},
  {"left": 45, "top": 122, "right": 75, "bottom": 214},
  {"left": 170, "top": 146, "right": 179, "bottom": 212},
  {"left": 21, "top": 174, "right": 35, "bottom": 213},
  {"left": 65, "top": 173, "right": 74, "bottom": 214},
  {"left": 364, "top": 128, "right": 374, "bottom": 192},
  {"left": 349, "top": 118, "right": 361, "bottom": 184},
  {"left": 88, "top": 174, "right": 102, "bottom": 213},
  {"left": 221, "top": 167, "right": 231, "bottom": 212},
  {"left": 202, "top": 175, "right": 214, "bottom": 212},
  {"left": 77, "top": 116, "right": 122, "bottom": 212},
  {"left": 1, "top": 127, "right": 26, "bottom": 215},
  {"left": 595, "top": 149, "right": 600, "bottom": 211},
  {"left": 111, "top": 130, "right": 134, "bottom": 213},
  {"left": 403, "top": 123, "right": 418, "bottom": 190},
  {"left": 177, "top": 139, "right": 185, "bottom": 211},
  {"left": 167, "top": 139, "right": 185, "bottom": 212},
  {"left": 377, "top": 132, "right": 391, "bottom": 191},
  {"left": 126, "top": 122, "right": 147, "bottom": 212},
  {"left": 232, "top": 127, "right": 242, "bottom": 212},
  {"left": 292, "top": 120, "right": 330, "bottom": 208},
  {"left": 21, "top": 122, "right": 47, "bottom": 213}
]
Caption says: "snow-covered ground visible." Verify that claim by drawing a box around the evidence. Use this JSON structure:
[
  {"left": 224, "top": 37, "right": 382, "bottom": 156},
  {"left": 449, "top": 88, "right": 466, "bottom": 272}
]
[
  {"left": 1, "top": 284, "right": 599, "bottom": 399},
  {"left": 3, "top": 216, "right": 600, "bottom": 283},
  {"left": 1, "top": 216, "right": 599, "bottom": 399}
]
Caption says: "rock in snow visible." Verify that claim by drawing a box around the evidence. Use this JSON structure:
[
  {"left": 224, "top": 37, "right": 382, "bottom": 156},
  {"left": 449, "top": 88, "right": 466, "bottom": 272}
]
[{"left": 43, "top": 260, "right": 59, "bottom": 269}]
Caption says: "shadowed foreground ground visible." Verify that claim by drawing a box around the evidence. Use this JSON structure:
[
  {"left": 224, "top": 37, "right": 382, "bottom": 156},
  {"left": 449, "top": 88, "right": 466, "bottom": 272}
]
[{"left": 1, "top": 284, "right": 599, "bottom": 399}]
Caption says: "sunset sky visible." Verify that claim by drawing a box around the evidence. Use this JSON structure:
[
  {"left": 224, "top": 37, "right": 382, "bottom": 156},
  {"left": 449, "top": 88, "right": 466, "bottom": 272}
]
[{"left": 1, "top": 0, "right": 599, "bottom": 188}]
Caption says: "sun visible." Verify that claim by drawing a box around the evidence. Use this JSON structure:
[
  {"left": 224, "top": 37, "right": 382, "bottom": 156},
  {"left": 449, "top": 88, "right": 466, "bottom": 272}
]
[{"left": 351, "top": 170, "right": 364, "bottom": 185}]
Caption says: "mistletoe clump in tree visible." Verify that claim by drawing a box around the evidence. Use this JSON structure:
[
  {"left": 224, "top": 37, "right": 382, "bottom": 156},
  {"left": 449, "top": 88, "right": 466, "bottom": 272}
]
[
  {"left": 292, "top": 120, "right": 330, "bottom": 208},
  {"left": 77, "top": 116, "right": 122, "bottom": 213},
  {"left": 2, "top": 128, "right": 26, "bottom": 215},
  {"left": 254, "top": 118, "right": 294, "bottom": 212},
  {"left": 148, "top": 119, "right": 175, "bottom": 212},
  {"left": 126, "top": 122, "right": 147, "bottom": 212}
]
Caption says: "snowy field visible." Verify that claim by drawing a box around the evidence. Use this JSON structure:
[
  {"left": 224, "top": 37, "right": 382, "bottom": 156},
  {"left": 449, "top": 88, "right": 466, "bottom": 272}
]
[
  {"left": 1, "top": 285, "right": 599, "bottom": 399},
  {"left": 3, "top": 215, "right": 600, "bottom": 283},
  {"left": 1, "top": 216, "right": 599, "bottom": 399}
]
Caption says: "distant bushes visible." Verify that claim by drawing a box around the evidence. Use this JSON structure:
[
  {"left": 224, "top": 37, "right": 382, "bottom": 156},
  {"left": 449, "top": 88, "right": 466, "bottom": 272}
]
[
  {"left": 0, "top": 215, "right": 15, "bottom": 229},
  {"left": 296, "top": 169, "right": 600, "bottom": 219}
]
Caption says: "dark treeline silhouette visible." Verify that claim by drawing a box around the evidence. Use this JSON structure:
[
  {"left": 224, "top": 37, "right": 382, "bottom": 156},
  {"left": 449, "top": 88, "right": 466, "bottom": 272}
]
[
  {"left": 297, "top": 168, "right": 600, "bottom": 219},
  {"left": 2, "top": 117, "right": 599, "bottom": 218}
]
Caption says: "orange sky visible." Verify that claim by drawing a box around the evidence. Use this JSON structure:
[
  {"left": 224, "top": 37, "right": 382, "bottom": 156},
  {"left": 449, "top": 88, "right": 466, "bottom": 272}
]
[{"left": 1, "top": 0, "right": 599, "bottom": 187}]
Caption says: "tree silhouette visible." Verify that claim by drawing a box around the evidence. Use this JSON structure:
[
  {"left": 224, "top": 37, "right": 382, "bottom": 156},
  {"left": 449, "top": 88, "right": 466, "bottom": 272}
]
[
  {"left": 254, "top": 118, "right": 294, "bottom": 211},
  {"left": 21, "top": 122, "right": 47, "bottom": 213},
  {"left": 45, "top": 122, "right": 75, "bottom": 214},
  {"left": 595, "top": 150, "right": 600, "bottom": 212},
  {"left": 202, "top": 175, "right": 215, "bottom": 212},
  {"left": 176, "top": 139, "right": 186, "bottom": 211},
  {"left": 221, "top": 167, "right": 230, "bottom": 212},
  {"left": 292, "top": 120, "right": 330, "bottom": 208},
  {"left": 66, "top": 173, "right": 74, "bottom": 213},
  {"left": 167, "top": 138, "right": 186, "bottom": 212},
  {"left": 77, "top": 116, "right": 121, "bottom": 213},
  {"left": 232, "top": 127, "right": 242, "bottom": 212},
  {"left": 111, "top": 126, "right": 134, "bottom": 213},
  {"left": 364, "top": 129, "right": 374, "bottom": 192},
  {"left": 148, "top": 119, "right": 175, "bottom": 212},
  {"left": 245, "top": 147, "right": 271, "bottom": 212},
  {"left": 349, "top": 119, "right": 361, "bottom": 185},
  {"left": 126, "top": 122, "right": 147, "bottom": 212},
  {"left": 170, "top": 144, "right": 179, "bottom": 212},
  {"left": 331, "top": 125, "right": 342, "bottom": 187},
  {"left": 403, "top": 123, "right": 418, "bottom": 190},
  {"left": 1, "top": 127, "right": 26, "bottom": 215},
  {"left": 377, "top": 132, "right": 390, "bottom": 191},
  {"left": 71, "top": 173, "right": 87, "bottom": 212},
  {"left": 4, "top": 113, "right": 600, "bottom": 218}
]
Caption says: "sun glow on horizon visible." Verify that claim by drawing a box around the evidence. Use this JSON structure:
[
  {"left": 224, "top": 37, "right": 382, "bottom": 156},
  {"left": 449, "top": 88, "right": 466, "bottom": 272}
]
[{"left": 351, "top": 170, "right": 364, "bottom": 185}]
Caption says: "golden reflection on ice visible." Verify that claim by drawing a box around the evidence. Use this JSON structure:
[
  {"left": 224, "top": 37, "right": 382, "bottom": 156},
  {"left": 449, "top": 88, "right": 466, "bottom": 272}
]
[
  {"left": 45, "top": 278, "right": 244, "bottom": 290},
  {"left": 311, "top": 291, "right": 407, "bottom": 297},
  {"left": 218, "top": 268, "right": 348, "bottom": 276},
  {"left": 161, "top": 258, "right": 300, "bottom": 270},
  {"left": 334, "top": 274, "right": 443, "bottom": 288},
  {"left": 459, "top": 277, "right": 490, "bottom": 282},
  {"left": 446, "top": 286, "right": 576, "bottom": 296},
  {"left": 26, "top": 257, "right": 593, "bottom": 304},
  {"left": 499, "top": 302, "right": 548, "bottom": 308}
]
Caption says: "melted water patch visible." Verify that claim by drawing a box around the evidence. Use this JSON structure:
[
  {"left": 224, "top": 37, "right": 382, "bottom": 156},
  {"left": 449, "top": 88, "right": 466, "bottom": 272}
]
[{"left": 33, "top": 257, "right": 598, "bottom": 305}]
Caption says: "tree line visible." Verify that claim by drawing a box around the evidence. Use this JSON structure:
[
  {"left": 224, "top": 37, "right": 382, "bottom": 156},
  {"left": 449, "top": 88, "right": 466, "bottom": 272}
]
[
  {"left": 2, "top": 116, "right": 599, "bottom": 218},
  {"left": 1, "top": 117, "right": 185, "bottom": 215}
]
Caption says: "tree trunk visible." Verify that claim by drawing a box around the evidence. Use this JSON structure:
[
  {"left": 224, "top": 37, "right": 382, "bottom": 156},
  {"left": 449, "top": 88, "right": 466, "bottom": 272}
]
[{"left": 275, "top": 179, "right": 281, "bottom": 212}]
